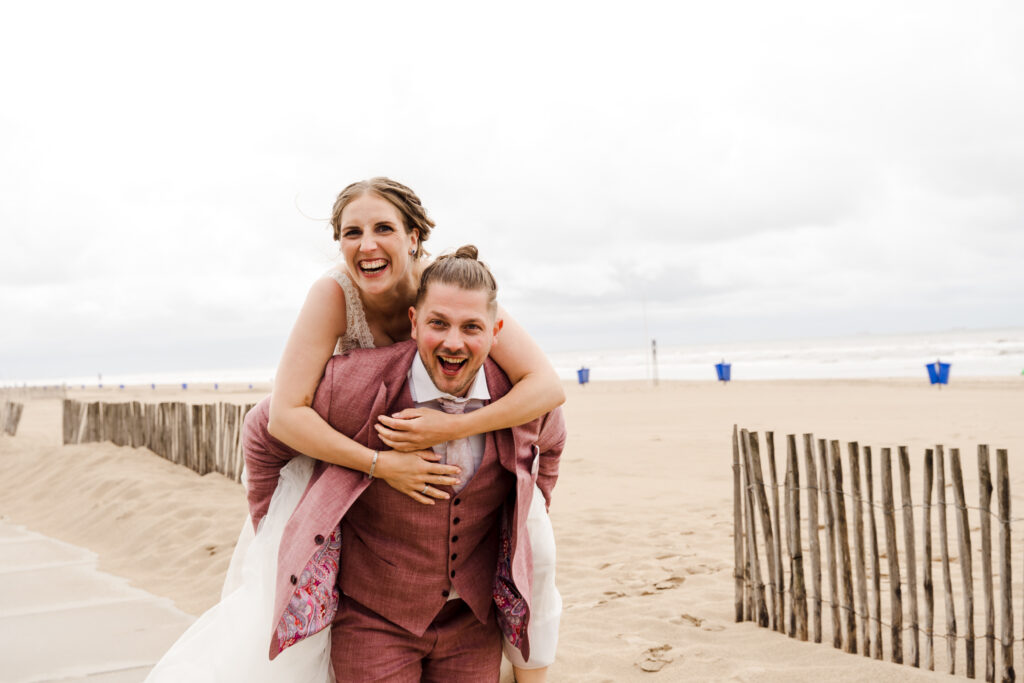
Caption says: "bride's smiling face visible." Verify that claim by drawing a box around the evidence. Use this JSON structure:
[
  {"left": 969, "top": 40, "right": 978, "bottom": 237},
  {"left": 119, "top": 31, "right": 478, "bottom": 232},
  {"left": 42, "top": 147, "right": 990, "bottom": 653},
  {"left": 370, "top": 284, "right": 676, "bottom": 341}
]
[{"left": 338, "top": 193, "right": 420, "bottom": 295}]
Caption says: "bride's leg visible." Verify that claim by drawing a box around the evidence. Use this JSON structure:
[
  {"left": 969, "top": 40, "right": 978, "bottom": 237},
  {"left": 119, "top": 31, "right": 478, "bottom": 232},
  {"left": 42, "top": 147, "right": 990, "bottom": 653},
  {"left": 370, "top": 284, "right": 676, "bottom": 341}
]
[
  {"left": 504, "top": 484, "right": 560, "bottom": 677},
  {"left": 512, "top": 666, "right": 548, "bottom": 682}
]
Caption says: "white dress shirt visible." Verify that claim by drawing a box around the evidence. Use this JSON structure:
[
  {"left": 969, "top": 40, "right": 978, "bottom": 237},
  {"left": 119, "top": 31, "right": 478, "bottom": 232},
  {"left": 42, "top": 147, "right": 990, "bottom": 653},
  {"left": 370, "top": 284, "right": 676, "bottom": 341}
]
[{"left": 407, "top": 353, "right": 490, "bottom": 487}]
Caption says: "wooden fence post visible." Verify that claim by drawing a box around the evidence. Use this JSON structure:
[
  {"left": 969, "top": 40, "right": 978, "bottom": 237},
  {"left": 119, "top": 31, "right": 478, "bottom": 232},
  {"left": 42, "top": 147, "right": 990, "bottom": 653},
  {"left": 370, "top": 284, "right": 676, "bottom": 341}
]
[
  {"left": 131, "top": 401, "right": 144, "bottom": 448},
  {"left": 950, "top": 448, "right": 976, "bottom": 679},
  {"left": 899, "top": 446, "right": 920, "bottom": 668},
  {"left": 741, "top": 428, "right": 768, "bottom": 626},
  {"left": 830, "top": 440, "right": 857, "bottom": 653},
  {"left": 788, "top": 434, "right": 808, "bottom": 641},
  {"left": 819, "top": 438, "right": 841, "bottom": 649},
  {"left": 881, "top": 447, "right": 903, "bottom": 664},
  {"left": 748, "top": 430, "right": 778, "bottom": 630},
  {"left": 785, "top": 451, "right": 795, "bottom": 637},
  {"left": 804, "top": 434, "right": 822, "bottom": 644},
  {"left": 767, "top": 432, "right": 785, "bottom": 632},
  {"left": 978, "top": 445, "right": 995, "bottom": 683},
  {"left": 864, "top": 446, "right": 883, "bottom": 660},
  {"left": 923, "top": 448, "right": 935, "bottom": 671},
  {"left": 62, "top": 399, "right": 72, "bottom": 444},
  {"left": 936, "top": 445, "right": 958, "bottom": 675},
  {"left": 734, "top": 425, "right": 744, "bottom": 622},
  {"left": 995, "top": 448, "right": 1012, "bottom": 683},
  {"left": 848, "top": 442, "right": 869, "bottom": 657}
]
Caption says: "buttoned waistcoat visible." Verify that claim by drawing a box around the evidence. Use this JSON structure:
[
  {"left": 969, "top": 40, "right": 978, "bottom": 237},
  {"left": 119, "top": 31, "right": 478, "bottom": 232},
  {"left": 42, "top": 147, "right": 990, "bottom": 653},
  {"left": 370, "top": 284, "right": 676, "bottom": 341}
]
[{"left": 242, "top": 341, "right": 566, "bottom": 662}]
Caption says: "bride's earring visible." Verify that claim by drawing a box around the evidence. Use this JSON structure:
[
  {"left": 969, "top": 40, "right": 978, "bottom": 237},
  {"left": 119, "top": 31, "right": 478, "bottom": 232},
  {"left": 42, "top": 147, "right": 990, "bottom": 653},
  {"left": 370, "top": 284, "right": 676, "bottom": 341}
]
[{"left": 409, "top": 247, "right": 417, "bottom": 256}]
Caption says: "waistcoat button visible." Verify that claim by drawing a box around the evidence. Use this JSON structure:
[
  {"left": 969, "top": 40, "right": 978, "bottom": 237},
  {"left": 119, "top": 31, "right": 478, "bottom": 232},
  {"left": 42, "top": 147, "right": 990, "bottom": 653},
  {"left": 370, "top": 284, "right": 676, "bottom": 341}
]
[
  {"left": 450, "top": 570, "right": 456, "bottom": 578},
  {"left": 451, "top": 535, "right": 459, "bottom": 543},
  {"left": 442, "top": 590, "right": 450, "bottom": 597},
  {"left": 453, "top": 498, "right": 462, "bottom": 506},
  {"left": 290, "top": 575, "right": 297, "bottom": 585},
  {"left": 453, "top": 517, "right": 461, "bottom": 525},
  {"left": 451, "top": 553, "right": 458, "bottom": 561},
  {"left": 314, "top": 534, "right": 325, "bottom": 545}
]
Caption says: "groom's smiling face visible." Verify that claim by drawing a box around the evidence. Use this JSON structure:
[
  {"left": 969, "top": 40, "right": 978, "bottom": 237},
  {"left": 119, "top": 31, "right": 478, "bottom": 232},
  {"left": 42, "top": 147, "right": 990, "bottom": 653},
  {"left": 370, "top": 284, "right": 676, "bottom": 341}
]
[{"left": 410, "top": 282, "right": 502, "bottom": 397}]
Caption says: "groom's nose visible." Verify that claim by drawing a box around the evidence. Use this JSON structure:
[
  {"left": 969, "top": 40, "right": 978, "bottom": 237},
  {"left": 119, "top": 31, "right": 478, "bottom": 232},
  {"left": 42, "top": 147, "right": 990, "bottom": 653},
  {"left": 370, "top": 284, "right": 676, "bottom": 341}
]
[{"left": 441, "top": 328, "right": 466, "bottom": 352}]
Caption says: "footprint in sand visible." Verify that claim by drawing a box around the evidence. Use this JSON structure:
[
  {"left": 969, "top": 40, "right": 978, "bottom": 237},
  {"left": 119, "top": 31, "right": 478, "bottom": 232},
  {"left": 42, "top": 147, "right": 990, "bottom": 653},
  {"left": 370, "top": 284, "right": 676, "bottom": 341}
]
[
  {"left": 636, "top": 644, "right": 674, "bottom": 672},
  {"left": 679, "top": 613, "right": 703, "bottom": 627}
]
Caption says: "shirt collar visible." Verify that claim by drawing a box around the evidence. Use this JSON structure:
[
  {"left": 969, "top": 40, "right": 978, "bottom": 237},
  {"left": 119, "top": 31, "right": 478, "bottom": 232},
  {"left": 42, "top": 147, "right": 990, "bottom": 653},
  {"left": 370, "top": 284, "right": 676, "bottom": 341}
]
[{"left": 409, "top": 352, "right": 490, "bottom": 404}]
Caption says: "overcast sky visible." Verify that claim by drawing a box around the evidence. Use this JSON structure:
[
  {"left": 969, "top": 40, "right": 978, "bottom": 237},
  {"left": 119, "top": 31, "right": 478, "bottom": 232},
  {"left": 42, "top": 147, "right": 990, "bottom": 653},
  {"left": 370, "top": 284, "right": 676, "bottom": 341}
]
[{"left": 2, "top": 1, "right": 1022, "bottom": 382}]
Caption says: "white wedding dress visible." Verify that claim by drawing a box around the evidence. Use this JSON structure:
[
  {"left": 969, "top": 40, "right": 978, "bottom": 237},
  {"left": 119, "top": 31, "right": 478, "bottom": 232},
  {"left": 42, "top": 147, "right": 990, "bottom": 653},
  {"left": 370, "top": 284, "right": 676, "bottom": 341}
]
[{"left": 145, "top": 455, "right": 333, "bottom": 683}]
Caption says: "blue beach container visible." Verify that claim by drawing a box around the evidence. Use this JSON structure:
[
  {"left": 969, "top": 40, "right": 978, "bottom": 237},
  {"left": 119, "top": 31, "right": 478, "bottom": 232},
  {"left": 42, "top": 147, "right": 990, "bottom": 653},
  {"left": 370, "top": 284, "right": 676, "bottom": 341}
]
[
  {"left": 715, "top": 362, "right": 732, "bottom": 382},
  {"left": 576, "top": 367, "right": 590, "bottom": 385},
  {"left": 926, "top": 361, "right": 951, "bottom": 385}
]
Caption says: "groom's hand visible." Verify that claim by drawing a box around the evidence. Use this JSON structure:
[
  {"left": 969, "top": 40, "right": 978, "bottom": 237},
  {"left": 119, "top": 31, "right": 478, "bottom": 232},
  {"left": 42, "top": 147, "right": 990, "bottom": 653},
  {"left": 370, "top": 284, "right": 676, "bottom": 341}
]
[{"left": 375, "top": 449, "right": 462, "bottom": 505}]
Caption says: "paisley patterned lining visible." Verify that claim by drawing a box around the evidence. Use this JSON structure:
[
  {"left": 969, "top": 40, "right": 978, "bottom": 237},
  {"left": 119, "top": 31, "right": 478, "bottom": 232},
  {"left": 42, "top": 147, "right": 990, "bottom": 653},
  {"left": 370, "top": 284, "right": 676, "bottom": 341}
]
[
  {"left": 275, "top": 525, "right": 342, "bottom": 652},
  {"left": 493, "top": 506, "right": 528, "bottom": 652}
]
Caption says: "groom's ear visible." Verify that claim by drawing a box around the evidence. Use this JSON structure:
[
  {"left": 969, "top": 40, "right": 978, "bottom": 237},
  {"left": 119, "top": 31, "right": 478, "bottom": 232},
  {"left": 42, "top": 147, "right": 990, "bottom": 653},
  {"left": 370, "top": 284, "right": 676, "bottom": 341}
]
[{"left": 409, "top": 306, "right": 418, "bottom": 340}]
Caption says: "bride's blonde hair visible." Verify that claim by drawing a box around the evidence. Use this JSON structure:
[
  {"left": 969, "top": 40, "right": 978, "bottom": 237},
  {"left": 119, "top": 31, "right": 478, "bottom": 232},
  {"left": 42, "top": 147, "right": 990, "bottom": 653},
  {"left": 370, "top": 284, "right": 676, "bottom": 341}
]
[{"left": 330, "top": 177, "right": 435, "bottom": 259}]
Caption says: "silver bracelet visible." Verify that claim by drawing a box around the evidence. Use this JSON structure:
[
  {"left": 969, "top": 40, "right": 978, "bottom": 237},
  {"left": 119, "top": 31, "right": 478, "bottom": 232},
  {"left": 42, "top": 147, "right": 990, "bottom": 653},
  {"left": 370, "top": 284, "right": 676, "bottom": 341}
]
[{"left": 368, "top": 450, "right": 379, "bottom": 478}]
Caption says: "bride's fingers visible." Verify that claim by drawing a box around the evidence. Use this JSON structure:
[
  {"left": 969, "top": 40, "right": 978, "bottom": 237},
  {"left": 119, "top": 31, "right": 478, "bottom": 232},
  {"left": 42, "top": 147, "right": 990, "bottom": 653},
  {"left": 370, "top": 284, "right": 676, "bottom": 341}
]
[
  {"left": 377, "top": 414, "right": 414, "bottom": 431},
  {"left": 406, "top": 489, "right": 435, "bottom": 505},
  {"left": 422, "top": 484, "right": 450, "bottom": 500},
  {"left": 375, "top": 424, "right": 410, "bottom": 442}
]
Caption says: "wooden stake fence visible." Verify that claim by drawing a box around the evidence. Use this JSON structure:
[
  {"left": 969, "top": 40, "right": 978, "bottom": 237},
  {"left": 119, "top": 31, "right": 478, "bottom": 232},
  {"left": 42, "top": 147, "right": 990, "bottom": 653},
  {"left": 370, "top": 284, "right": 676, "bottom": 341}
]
[
  {"left": 1, "top": 400, "right": 24, "bottom": 436},
  {"left": 734, "top": 426, "right": 1015, "bottom": 681},
  {"left": 61, "top": 399, "right": 255, "bottom": 482}
]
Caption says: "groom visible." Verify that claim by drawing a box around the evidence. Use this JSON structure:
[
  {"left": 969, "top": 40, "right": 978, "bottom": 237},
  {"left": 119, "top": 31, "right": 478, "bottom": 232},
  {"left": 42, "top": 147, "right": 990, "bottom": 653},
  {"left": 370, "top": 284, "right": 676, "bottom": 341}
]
[{"left": 243, "top": 246, "right": 565, "bottom": 680}]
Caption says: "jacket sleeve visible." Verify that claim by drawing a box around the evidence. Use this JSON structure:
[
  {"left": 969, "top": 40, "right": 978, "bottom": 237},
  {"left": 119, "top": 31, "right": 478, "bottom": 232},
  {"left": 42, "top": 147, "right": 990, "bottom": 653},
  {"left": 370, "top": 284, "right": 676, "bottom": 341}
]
[
  {"left": 534, "top": 406, "right": 566, "bottom": 511},
  {"left": 241, "top": 396, "right": 299, "bottom": 530},
  {"left": 241, "top": 360, "right": 336, "bottom": 529}
]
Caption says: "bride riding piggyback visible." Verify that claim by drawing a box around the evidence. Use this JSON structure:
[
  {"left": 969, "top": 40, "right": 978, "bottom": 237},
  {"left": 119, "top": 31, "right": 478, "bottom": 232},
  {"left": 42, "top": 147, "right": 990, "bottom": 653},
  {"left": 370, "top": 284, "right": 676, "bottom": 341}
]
[{"left": 146, "top": 178, "right": 566, "bottom": 682}]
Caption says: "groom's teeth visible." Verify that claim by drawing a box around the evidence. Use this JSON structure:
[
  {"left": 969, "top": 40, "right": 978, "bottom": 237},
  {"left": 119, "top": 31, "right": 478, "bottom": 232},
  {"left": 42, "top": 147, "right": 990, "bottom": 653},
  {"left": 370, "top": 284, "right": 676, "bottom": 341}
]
[{"left": 440, "top": 356, "right": 466, "bottom": 364}]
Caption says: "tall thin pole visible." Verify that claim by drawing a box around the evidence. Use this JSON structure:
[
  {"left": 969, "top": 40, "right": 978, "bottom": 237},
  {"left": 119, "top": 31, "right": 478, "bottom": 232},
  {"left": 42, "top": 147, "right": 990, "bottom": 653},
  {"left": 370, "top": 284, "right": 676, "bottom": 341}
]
[{"left": 651, "top": 339, "right": 659, "bottom": 387}]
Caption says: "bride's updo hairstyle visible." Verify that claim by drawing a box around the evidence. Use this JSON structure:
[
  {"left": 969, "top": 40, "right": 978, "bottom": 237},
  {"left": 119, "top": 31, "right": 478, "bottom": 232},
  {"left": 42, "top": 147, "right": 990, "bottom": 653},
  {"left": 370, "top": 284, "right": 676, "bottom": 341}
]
[
  {"left": 415, "top": 245, "right": 498, "bottom": 316},
  {"left": 330, "top": 177, "right": 435, "bottom": 259}
]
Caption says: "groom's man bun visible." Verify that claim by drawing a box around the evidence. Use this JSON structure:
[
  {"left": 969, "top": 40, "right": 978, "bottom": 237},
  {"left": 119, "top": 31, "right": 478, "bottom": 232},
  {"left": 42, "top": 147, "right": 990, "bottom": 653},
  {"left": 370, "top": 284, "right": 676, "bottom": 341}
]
[{"left": 416, "top": 244, "right": 498, "bottom": 315}]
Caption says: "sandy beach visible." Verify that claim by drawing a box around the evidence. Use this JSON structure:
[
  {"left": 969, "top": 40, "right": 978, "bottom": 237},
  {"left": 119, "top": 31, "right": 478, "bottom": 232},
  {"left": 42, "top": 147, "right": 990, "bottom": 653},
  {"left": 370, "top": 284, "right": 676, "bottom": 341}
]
[{"left": 2, "top": 377, "right": 1022, "bottom": 681}]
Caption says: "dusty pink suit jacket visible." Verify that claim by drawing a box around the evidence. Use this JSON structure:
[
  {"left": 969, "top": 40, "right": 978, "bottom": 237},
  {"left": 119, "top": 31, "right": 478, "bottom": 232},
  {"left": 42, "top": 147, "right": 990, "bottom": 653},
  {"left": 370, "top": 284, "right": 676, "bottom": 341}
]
[{"left": 242, "top": 340, "right": 566, "bottom": 661}]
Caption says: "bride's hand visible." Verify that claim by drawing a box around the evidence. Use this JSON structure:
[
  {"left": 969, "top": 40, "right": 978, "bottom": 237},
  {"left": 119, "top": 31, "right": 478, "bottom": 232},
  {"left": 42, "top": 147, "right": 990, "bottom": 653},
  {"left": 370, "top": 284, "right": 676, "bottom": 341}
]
[
  {"left": 375, "top": 408, "right": 462, "bottom": 451},
  {"left": 375, "top": 449, "right": 462, "bottom": 505}
]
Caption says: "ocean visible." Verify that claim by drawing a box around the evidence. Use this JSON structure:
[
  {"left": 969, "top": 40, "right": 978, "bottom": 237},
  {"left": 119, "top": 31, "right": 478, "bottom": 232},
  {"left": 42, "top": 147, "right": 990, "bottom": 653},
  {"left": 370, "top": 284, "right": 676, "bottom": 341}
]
[
  {"left": 6, "top": 328, "right": 1024, "bottom": 389},
  {"left": 549, "top": 327, "right": 1024, "bottom": 382}
]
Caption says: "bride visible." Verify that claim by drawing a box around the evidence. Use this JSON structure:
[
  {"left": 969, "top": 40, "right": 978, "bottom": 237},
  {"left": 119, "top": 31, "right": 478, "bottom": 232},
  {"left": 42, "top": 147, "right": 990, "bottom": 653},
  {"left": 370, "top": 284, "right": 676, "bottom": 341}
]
[{"left": 146, "top": 178, "right": 565, "bottom": 682}]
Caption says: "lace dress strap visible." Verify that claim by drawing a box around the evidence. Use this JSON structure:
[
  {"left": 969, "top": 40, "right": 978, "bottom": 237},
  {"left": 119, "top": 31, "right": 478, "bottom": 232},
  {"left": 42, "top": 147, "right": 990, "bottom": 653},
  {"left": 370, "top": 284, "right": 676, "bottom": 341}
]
[{"left": 325, "top": 269, "right": 376, "bottom": 353}]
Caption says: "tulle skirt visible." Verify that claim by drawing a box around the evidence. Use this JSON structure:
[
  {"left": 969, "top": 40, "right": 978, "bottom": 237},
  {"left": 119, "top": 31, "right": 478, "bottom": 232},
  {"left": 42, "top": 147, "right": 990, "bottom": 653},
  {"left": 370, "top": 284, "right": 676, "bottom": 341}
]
[{"left": 145, "top": 456, "right": 332, "bottom": 683}]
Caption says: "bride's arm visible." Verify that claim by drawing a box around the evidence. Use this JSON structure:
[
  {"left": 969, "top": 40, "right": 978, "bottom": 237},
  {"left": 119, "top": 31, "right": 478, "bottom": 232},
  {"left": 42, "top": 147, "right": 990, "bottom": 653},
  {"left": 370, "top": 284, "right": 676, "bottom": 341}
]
[
  {"left": 267, "top": 277, "right": 460, "bottom": 502},
  {"left": 376, "top": 306, "right": 565, "bottom": 447}
]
